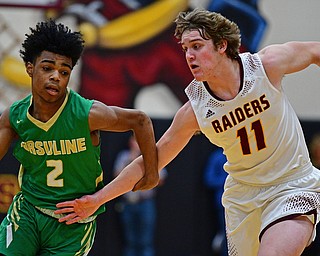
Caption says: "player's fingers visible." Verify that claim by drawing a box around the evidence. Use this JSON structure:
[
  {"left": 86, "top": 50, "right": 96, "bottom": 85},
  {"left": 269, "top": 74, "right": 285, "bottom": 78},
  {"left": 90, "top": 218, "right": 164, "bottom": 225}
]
[
  {"left": 66, "top": 217, "right": 82, "bottom": 225},
  {"left": 56, "top": 201, "right": 75, "bottom": 208},
  {"left": 132, "top": 178, "right": 148, "bottom": 191},
  {"left": 58, "top": 212, "right": 77, "bottom": 222},
  {"left": 132, "top": 180, "right": 142, "bottom": 191},
  {"left": 54, "top": 207, "right": 75, "bottom": 215},
  {"left": 132, "top": 185, "right": 139, "bottom": 192}
]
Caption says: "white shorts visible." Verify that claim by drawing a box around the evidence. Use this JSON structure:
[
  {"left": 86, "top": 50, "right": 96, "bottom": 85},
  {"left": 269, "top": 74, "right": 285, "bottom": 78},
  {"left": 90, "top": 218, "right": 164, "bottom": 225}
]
[{"left": 223, "top": 166, "right": 320, "bottom": 256}]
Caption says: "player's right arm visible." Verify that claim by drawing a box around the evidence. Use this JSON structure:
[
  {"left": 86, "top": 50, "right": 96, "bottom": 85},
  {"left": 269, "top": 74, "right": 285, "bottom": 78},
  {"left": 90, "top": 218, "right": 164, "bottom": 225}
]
[
  {"left": 0, "top": 108, "right": 17, "bottom": 160},
  {"left": 54, "top": 101, "right": 200, "bottom": 224},
  {"left": 91, "top": 100, "right": 200, "bottom": 203},
  {"left": 156, "top": 101, "right": 200, "bottom": 171}
]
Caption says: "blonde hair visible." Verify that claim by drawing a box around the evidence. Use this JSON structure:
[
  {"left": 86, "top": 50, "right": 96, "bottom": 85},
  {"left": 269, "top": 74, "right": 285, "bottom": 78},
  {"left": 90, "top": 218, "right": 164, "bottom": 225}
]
[{"left": 174, "top": 8, "right": 241, "bottom": 59}]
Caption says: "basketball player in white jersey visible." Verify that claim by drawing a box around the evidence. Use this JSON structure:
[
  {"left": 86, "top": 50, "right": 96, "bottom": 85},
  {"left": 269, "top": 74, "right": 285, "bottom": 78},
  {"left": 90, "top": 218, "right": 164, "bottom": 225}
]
[{"left": 55, "top": 8, "right": 320, "bottom": 256}]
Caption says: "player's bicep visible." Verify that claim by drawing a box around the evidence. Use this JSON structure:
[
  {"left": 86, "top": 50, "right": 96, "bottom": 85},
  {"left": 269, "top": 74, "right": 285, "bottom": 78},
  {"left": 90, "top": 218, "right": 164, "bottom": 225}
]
[
  {"left": 89, "top": 101, "right": 137, "bottom": 132},
  {"left": 89, "top": 101, "right": 116, "bottom": 131},
  {"left": 89, "top": 101, "right": 151, "bottom": 133},
  {"left": 260, "top": 42, "right": 319, "bottom": 88}
]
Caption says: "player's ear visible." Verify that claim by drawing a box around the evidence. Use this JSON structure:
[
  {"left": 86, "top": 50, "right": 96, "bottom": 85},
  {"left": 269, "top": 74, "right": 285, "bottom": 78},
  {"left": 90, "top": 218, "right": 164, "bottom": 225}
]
[
  {"left": 26, "top": 62, "right": 33, "bottom": 77},
  {"left": 218, "top": 40, "right": 227, "bottom": 53}
]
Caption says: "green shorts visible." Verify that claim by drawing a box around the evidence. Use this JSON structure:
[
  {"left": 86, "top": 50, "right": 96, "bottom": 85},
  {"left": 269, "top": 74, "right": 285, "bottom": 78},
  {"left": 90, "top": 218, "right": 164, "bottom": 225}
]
[{"left": 0, "top": 192, "right": 96, "bottom": 256}]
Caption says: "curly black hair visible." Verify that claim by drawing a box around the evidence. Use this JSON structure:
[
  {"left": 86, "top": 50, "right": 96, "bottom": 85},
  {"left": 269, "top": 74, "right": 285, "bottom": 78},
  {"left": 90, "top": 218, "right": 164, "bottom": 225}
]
[{"left": 20, "top": 19, "right": 84, "bottom": 68}]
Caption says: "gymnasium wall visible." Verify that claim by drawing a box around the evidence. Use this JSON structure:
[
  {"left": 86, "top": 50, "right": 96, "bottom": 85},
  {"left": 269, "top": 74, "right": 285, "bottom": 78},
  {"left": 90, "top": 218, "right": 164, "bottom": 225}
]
[
  {"left": 0, "top": 1, "right": 320, "bottom": 255},
  {"left": 0, "top": 1, "right": 319, "bottom": 119}
]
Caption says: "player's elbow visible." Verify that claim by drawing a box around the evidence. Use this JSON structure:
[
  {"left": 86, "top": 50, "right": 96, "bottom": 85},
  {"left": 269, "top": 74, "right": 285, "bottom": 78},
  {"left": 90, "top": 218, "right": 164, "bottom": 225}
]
[{"left": 134, "top": 110, "right": 152, "bottom": 128}]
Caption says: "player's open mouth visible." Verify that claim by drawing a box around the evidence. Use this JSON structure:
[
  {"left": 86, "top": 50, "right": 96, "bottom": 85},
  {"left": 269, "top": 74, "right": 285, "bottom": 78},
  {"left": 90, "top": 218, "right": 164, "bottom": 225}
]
[{"left": 46, "top": 86, "right": 59, "bottom": 95}]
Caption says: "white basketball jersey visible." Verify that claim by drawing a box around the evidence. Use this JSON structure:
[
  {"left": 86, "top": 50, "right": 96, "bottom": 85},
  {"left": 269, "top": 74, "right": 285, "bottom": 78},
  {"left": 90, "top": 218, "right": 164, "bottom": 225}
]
[{"left": 185, "top": 52, "right": 312, "bottom": 185}]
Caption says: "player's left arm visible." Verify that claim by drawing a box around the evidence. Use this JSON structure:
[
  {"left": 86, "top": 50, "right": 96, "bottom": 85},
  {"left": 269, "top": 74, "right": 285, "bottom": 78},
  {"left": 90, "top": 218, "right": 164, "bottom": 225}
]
[{"left": 258, "top": 41, "right": 320, "bottom": 89}]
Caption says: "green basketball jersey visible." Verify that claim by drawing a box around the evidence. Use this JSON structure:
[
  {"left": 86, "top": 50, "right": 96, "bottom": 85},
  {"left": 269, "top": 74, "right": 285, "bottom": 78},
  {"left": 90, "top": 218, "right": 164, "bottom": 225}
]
[{"left": 10, "top": 89, "right": 105, "bottom": 215}]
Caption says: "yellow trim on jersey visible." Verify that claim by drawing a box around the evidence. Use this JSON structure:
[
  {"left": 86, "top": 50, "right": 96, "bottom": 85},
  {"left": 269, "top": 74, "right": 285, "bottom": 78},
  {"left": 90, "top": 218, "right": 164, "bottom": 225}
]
[
  {"left": 35, "top": 206, "right": 96, "bottom": 223},
  {"left": 95, "top": 173, "right": 103, "bottom": 187},
  {"left": 76, "top": 221, "right": 95, "bottom": 255},
  {"left": 27, "top": 88, "right": 70, "bottom": 132},
  {"left": 18, "top": 165, "right": 24, "bottom": 188}
]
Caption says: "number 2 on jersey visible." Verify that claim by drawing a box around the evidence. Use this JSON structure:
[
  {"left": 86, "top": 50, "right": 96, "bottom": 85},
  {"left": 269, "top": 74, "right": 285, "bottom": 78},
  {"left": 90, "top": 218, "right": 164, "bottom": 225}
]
[
  {"left": 47, "top": 160, "right": 64, "bottom": 187},
  {"left": 237, "top": 119, "right": 266, "bottom": 155}
]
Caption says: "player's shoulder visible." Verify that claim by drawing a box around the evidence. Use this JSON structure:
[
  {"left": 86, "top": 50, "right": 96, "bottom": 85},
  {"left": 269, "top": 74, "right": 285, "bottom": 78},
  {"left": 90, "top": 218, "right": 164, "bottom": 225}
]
[{"left": 11, "top": 94, "right": 31, "bottom": 108}]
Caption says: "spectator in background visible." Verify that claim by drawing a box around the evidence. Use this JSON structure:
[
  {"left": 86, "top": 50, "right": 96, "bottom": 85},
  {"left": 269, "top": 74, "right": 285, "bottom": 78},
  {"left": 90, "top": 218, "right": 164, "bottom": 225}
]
[
  {"left": 203, "top": 147, "right": 228, "bottom": 256},
  {"left": 113, "top": 135, "right": 167, "bottom": 256}
]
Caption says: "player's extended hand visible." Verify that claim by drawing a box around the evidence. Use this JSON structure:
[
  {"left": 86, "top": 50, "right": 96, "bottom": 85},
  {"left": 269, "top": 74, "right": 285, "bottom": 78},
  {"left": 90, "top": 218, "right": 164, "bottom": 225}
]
[
  {"left": 132, "top": 171, "right": 159, "bottom": 191},
  {"left": 54, "top": 194, "right": 100, "bottom": 225}
]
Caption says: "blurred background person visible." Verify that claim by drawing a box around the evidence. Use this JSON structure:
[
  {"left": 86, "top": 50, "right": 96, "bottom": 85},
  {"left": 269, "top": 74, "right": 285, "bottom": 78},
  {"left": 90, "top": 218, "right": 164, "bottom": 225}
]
[
  {"left": 113, "top": 134, "right": 167, "bottom": 256},
  {"left": 203, "top": 146, "right": 228, "bottom": 256}
]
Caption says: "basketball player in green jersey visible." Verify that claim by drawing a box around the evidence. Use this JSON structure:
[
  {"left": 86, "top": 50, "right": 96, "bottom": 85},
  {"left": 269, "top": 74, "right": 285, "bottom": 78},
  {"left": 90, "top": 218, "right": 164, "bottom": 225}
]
[
  {"left": 0, "top": 20, "right": 158, "bottom": 255},
  {"left": 55, "top": 9, "right": 320, "bottom": 256}
]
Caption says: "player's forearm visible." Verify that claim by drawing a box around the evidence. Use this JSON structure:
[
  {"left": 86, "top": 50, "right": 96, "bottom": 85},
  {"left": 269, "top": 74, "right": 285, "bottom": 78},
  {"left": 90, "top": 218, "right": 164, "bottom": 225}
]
[{"left": 96, "top": 161, "right": 144, "bottom": 205}]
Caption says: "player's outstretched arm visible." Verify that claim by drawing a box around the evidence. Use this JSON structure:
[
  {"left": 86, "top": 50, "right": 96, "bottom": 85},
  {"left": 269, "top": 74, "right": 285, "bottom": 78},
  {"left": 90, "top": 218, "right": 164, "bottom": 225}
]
[
  {"left": 55, "top": 158, "right": 145, "bottom": 224},
  {"left": 55, "top": 101, "right": 199, "bottom": 225}
]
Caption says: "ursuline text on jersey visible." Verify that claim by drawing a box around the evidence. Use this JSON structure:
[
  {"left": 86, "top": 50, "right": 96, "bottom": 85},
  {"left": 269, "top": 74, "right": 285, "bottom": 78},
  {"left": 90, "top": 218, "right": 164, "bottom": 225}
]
[{"left": 20, "top": 138, "right": 86, "bottom": 155}]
